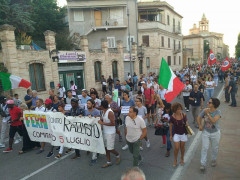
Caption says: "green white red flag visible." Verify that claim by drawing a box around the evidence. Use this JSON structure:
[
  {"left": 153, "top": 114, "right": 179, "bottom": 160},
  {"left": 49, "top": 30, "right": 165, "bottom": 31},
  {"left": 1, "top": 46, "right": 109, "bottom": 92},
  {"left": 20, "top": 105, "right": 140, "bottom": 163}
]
[
  {"left": 158, "top": 58, "right": 185, "bottom": 103},
  {"left": 0, "top": 72, "right": 31, "bottom": 91}
]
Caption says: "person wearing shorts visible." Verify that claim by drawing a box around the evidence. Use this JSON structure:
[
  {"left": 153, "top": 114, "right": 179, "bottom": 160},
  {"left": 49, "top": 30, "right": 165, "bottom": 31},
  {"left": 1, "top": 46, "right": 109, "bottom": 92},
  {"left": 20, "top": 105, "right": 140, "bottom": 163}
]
[
  {"left": 169, "top": 102, "right": 189, "bottom": 167},
  {"left": 98, "top": 100, "right": 120, "bottom": 168}
]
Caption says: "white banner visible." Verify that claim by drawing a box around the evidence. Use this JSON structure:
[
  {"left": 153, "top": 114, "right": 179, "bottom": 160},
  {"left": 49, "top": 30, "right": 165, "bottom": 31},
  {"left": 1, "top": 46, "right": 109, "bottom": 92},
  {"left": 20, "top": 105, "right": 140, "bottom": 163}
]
[{"left": 23, "top": 111, "right": 106, "bottom": 154}]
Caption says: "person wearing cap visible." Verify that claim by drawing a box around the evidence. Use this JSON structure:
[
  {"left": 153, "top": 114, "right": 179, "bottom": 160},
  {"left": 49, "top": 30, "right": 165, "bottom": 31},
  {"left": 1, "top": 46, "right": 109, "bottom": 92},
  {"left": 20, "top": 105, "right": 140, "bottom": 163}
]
[
  {"left": 3, "top": 100, "right": 23, "bottom": 153},
  {"left": 65, "top": 98, "right": 85, "bottom": 159},
  {"left": 57, "top": 84, "right": 66, "bottom": 101},
  {"left": 0, "top": 96, "right": 11, "bottom": 148}
]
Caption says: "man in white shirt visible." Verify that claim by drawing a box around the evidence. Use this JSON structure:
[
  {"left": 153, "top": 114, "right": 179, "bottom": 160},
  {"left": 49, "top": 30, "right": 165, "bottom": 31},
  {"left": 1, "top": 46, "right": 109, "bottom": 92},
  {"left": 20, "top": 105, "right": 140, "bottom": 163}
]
[
  {"left": 57, "top": 84, "right": 66, "bottom": 100},
  {"left": 35, "top": 99, "right": 45, "bottom": 112},
  {"left": 158, "top": 85, "right": 167, "bottom": 105},
  {"left": 125, "top": 106, "right": 147, "bottom": 166},
  {"left": 70, "top": 80, "right": 77, "bottom": 97},
  {"left": 182, "top": 80, "right": 192, "bottom": 112}
]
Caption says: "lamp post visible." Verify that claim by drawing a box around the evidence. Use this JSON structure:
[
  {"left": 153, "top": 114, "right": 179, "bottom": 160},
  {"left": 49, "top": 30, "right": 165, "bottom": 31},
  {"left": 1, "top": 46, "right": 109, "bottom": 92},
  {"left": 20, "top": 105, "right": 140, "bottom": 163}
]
[{"left": 203, "top": 40, "right": 209, "bottom": 65}]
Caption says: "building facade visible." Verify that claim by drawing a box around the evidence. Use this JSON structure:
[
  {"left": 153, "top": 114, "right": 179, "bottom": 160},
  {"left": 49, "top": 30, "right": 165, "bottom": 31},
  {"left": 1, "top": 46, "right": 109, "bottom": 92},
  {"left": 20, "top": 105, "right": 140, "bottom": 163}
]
[
  {"left": 183, "top": 14, "right": 229, "bottom": 65},
  {"left": 137, "top": 0, "right": 183, "bottom": 73},
  {"left": 0, "top": 24, "right": 59, "bottom": 99},
  {"left": 67, "top": 0, "right": 138, "bottom": 80}
]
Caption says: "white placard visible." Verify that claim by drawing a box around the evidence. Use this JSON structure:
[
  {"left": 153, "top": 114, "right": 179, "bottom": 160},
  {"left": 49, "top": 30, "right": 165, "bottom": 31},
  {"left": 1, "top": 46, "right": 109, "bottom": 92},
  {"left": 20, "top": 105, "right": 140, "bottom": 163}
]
[
  {"left": 65, "top": 104, "right": 72, "bottom": 111},
  {"left": 23, "top": 111, "right": 106, "bottom": 154},
  {"left": 121, "top": 106, "right": 130, "bottom": 114}
]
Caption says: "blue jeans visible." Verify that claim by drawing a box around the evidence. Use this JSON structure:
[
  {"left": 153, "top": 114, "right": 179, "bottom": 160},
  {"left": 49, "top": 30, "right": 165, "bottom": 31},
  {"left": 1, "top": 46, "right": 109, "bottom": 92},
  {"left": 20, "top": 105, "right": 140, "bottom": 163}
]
[
  {"left": 230, "top": 91, "right": 236, "bottom": 106},
  {"left": 206, "top": 88, "right": 214, "bottom": 102}
]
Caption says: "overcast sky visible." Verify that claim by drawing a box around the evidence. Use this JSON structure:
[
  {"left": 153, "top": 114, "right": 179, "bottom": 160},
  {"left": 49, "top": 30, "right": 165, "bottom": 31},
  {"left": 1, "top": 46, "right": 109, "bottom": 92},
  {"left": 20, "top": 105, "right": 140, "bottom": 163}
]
[{"left": 57, "top": 0, "right": 240, "bottom": 57}]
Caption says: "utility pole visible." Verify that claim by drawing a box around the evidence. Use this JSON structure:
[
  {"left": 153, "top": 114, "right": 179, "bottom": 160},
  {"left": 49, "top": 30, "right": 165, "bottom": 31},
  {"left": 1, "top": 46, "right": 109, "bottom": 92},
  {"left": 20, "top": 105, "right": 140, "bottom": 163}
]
[{"left": 127, "top": 2, "right": 133, "bottom": 80}]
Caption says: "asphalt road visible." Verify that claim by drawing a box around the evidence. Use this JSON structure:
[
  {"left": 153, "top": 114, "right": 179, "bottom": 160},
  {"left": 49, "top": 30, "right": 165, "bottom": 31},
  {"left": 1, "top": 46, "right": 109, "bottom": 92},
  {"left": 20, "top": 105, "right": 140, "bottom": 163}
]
[{"left": 0, "top": 83, "right": 224, "bottom": 180}]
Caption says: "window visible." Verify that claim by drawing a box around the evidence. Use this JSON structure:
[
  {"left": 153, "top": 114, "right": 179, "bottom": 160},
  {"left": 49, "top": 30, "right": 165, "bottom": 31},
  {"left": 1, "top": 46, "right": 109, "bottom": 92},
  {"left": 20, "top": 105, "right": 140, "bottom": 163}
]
[
  {"left": 74, "top": 10, "right": 84, "bottom": 21},
  {"left": 179, "top": 41, "right": 181, "bottom": 50},
  {"left": 173, "top": 18, "right": 175, "bottom": 32},
  {"left": 168, "top": 38, "right": 170, "bottom": 48},
  {"left": 112, "top": 61, "right": 118, "bottom": 78},
  {"left": 174, "top": 40, "right": 176, "bottom": 50},
  {"left": 107, "top": 37, "right": 116, "bottom": 48},
  {"left": 189, "top": 40, "right": 192, "bottom": 46},
  {"left": 139, "top": 60, "right": 143, "bottom": 74},
  {"left": 178, "top": 21, "right": 181, "bottom": 31},
  {"left": 127, "top": 36, "right": 135, "bottom": 51},
  {"left": 94, "top": 61, "right": 102, "bottom": 81},
  {"left": 179, "top": 56, "right": 181, "bottom": 65},
  {"left": 174, "top": 56, "right": 176, "bottom": 65},
  {"left": 142, "top": 35, "right": 149, "bottom": 47},
  {"left": 161, "top": 36, "right": 164, "bottom": 47},
  {"left": 146, "top": 57, "right": 150, "bottom": 68},
  {"left": 110, "top": 8, "right": 123, "bottom": 25},
  {"left": 29, "top": 63, "right": 45, "bottom": 91},
  {"left": 167, "top": 56, "right": 171, "bottom": 65},
  {"left": 167, "top": 15, "right": 170, "bottom": 25}
]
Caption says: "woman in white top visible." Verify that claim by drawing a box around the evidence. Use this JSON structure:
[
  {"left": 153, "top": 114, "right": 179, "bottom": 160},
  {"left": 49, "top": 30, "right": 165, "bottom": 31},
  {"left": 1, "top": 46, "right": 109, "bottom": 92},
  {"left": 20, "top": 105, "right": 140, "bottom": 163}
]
[
  {"left": 191, "top": 72, "right": 197, "bottom": 84},
  {"left": 205, "top": 76, "right": 215, "bottom": 102},
  {"left": 147, "top": 79, "right": 152, "bottom": 89}
]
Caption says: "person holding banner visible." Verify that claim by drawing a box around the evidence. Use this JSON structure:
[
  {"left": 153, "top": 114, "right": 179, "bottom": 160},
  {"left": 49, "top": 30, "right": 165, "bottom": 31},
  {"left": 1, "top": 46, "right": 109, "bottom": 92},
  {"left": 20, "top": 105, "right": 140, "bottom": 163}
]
[
  {"left": 85, "top": 99, "right": 101, "bottom": 166},
  {"left": 90, "top": 92, "right": 101, "bottom": 108},
  {"left": 65, "top": 98, "right": 85, "bottom": 159},
  {"left": 98, "top": 100, "right": 121, "bottom": 168},
  {"left": 3, "top": 100, "right": 24, "bottom": 153}
]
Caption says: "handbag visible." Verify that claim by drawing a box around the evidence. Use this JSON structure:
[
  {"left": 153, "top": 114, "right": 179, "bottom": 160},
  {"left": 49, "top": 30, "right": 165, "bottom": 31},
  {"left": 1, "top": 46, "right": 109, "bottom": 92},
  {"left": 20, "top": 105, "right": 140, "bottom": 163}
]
[{"left": 185, "top": 125, "right": 195, "bottom": 136}]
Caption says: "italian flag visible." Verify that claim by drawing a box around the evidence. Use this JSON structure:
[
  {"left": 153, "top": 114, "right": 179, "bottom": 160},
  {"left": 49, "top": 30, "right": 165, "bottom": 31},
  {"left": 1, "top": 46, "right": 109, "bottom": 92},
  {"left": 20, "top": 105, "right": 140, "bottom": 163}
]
[
  {"left": 158, "top": 58, "right": 185, "bottom": 103},
  {"left": 0, "top": 72, "right": 31, "bottom": 91}
]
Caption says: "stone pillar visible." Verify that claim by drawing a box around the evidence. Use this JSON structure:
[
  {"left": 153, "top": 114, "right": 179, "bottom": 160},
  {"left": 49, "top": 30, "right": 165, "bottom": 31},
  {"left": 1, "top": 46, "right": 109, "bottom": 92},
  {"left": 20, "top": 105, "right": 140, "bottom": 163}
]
[
  {"left": 44, "top": 30, "right": 56, "bottom": 51},
  {"left": 101, "top": 39, "right": 108, "bottom": 53},
  {"left": 117, "top": 40, "right": 123, "bottom": 54},
  {"left": 80, "top": 35, "right": 89, "bottom": 51},
  {"left": 0, "top": 24, "right": 18, "bottom": 75}
]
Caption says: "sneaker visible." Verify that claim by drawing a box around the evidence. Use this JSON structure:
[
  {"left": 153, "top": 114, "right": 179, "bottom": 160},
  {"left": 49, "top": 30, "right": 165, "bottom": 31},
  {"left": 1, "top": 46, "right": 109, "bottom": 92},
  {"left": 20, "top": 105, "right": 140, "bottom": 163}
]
[
  {"left": 3, "top": 147, "right": 12, "bottom": 153},
  {"left": 14, "top": 139, "right": 20, "bottom": 144},
  {"left": 211, "top": 160, "right": 217, "bottom": 167},
  {"left": 65, "top": 148, "right": 72, "bottom": 154},
  {"left": 146, "top": 140, "right": 150, "bottom": 148},
  {"left": 119, "top": 135, "right": 123, "bottom": 142},
  {"left": 200, "top": 165, "right": 205, "bottom": 171},
  {"left": 36, "top": 149, "right": 44, "bottom": 154},
  {"left": 0, "top": 143, "right": 5, "bottom": 148},
  {"left": 46, "top": 151, "right": 54, "bottom": 158},
  {"left": 140, "top": 146, "right": 143, "bottom": 151},
  {"left": 89, "top": 159, "right": 97, "bottom": 166},
  {"left": 116, "top": 156, "right": 121, "bottom": 165},
  {"left": 71, "top": 155, "right": 80, "bottom": 160},
  {"left": 186, "top": 109, "right": 189, "bottom": 112},
  {"left": 122, "top": 144, "right": 129, "bottom": 150},
  {"left": 55, "top": 154, "right": 62, "bottom": 159}
]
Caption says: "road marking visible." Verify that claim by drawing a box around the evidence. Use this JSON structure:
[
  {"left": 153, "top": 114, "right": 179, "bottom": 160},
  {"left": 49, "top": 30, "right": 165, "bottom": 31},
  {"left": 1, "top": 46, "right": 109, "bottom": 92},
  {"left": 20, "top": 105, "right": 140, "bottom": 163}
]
[
  {"left": 19, "top": 151, "right": 74, "bottom": 180},
  {"left": 170, "top": 85, "right": 224, "bottom": 180}
]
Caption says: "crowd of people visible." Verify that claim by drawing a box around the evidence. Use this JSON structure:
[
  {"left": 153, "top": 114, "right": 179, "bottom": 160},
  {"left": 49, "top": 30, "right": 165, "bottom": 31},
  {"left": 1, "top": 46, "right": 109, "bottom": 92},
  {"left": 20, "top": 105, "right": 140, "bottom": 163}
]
[{"left": 0, "top": 62, "right": 239, "bottom": 171}]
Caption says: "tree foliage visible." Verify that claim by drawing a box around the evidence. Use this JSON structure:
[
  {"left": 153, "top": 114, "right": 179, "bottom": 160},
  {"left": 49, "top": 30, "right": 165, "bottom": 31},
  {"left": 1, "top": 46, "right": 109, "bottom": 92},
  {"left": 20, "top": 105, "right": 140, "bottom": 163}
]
[
  {"left": 0, "top": 0, "right": 35, "bottom": 32},
  {"left": 235, "top": 33, "right": 240, "bottom": 58}
]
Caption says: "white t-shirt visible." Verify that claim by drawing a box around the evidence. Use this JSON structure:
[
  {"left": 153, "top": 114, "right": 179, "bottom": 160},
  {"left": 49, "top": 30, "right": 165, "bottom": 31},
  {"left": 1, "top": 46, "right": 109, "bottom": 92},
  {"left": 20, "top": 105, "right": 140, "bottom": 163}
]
[
  {"left": 71, "top": 84, "right": 77, "bottom": 96},
  {"left": 182, "top": 84, "right": 192, "bottom": 96},
  {"left": 35, "top": 106, "right": 45, "bottom": 112},
  {"left": 158, "top": 89, "right": 167, "bottom": 100},
  {"left": 102, "top": 109, "right": 116, "bottom": 134},
  {"left": 191, "top": 75, "right": 197, "bottom": 82},
  {"left": 58, "top": 87, "right": 66, "bottom": 98},
  {"left": 206, "top": 81, "right": 215, "bottom": 89},
  {"left": 94, "top": 98, "right": 102, "bottom": 108},
  {"left": 126, "top": 116, "right": 146, "bottom": 143}
]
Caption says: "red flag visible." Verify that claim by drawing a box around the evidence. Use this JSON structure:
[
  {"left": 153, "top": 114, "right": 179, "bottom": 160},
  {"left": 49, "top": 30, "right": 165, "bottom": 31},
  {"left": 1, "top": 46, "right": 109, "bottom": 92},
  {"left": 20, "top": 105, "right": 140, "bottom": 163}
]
[
  {"left": 221, "top": 57, "right": 231, "bottom": 71},
  {"left": 199, "top": 64, "right": 201, "bottom": 71},
  {"left": 208, "top": 49, "right": 217, "bottom": 66}
]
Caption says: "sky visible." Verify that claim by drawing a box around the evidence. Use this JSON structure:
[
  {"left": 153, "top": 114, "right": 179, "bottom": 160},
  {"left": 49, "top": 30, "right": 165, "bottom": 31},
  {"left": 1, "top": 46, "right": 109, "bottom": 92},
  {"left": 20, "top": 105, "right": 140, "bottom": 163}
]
[{"left": 57, "top": 0, "right": 240, "bottom": 57}]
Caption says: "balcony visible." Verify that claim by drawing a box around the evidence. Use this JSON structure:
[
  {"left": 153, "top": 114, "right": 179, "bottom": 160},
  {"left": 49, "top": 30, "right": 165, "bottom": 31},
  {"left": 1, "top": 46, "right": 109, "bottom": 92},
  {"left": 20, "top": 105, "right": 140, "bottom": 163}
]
[
  {"left": 173, "top": 25, "right": 181, "bottom": 34},
  {"left": 138, "top": 21, "right": 166, "bottom": 30},
  {"left": 93, "top": 18, "right": 127, "bottom": 31},
  {"left": 173, "top": 48, "right": 181, "bottom": 54}
]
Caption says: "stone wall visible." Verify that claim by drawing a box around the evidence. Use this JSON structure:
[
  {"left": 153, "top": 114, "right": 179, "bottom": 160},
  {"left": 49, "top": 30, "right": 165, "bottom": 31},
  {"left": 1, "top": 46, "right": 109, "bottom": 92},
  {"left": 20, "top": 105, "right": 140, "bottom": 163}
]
[{"left": 0, "top": 24, "right": 59, "bottom": 100}]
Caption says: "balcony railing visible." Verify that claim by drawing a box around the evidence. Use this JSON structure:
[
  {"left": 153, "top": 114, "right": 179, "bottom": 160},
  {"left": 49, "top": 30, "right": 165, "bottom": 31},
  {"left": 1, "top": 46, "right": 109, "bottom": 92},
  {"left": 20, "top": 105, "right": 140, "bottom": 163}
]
[{"left": 173, "top": 25, "right": 181, "bottom": 34}]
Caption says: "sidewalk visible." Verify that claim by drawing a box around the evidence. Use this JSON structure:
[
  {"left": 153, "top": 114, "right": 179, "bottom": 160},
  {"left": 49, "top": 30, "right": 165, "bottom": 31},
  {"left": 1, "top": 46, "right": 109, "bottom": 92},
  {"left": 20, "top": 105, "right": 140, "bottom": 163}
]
[{"left": 182, "top": 95, "right": 240, "bottom": 180}]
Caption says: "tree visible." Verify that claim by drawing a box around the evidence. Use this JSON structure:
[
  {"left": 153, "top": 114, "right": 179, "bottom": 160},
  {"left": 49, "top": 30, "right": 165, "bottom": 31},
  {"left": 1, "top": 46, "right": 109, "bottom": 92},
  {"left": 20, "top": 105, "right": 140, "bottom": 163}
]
[
  {"left": 0, "top": 63, "right": 8, "bottom": 95},
  {"left": 30, "top": 0, "right": 67, "bottom": 41},
  {"left": 56, "top": 30, "right": 77, "bottom": 50},
  {"left": 0, "top": 0, "right": 35, "bottom": 32},
  {"left": 235, "top": 33, "right": 240, "bottom": 58}
]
